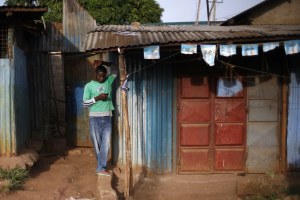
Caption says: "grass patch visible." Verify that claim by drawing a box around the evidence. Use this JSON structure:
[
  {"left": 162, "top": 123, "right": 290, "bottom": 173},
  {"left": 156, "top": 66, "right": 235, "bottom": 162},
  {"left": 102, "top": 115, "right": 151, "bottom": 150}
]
[
  {"left": 245, "top": 193, "right": 278, "bottom": 200},
  {"left": 0, "top": 167, "right": 28, "bottom": 194},
  {"left": 284, "top": 185, "right": 300, "bottom": 196}
]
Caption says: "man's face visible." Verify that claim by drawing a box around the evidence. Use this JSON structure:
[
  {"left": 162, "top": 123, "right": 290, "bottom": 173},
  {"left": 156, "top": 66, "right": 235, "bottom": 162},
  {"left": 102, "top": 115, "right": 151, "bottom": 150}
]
[{"left": 96, "top": 71, "right": 107, "bottom": 83}]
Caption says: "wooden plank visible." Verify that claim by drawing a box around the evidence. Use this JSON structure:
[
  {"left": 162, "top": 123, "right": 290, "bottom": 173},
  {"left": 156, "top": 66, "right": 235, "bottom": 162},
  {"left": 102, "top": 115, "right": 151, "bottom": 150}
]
[
  {"left": 118, "top": 49, "right": 132, "bottom": 198},
  {"left": 280, "top": 79, "right": 287, "bottom": 173}
]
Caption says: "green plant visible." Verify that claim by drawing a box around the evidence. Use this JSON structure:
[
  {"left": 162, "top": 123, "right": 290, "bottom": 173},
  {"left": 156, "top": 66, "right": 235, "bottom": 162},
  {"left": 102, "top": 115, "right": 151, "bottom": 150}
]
[
  {"left": 284, "top": 186, "right": 300, "bottom": 196},
  {"left": 0, "top": 167, "right": 29, "bottom": 194},
  {"left": 245, "top": 192, "right": 278, "bottom": 200}
]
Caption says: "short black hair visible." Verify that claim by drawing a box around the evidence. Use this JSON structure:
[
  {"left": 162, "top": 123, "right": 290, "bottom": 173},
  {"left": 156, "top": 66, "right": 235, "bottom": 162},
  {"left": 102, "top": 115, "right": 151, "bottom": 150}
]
[{"left": 95, "top": 65, "right": 107, "bottom": 74}]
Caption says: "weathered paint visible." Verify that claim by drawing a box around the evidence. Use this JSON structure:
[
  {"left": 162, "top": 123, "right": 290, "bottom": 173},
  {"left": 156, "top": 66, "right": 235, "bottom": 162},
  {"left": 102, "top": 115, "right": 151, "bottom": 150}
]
[
  {"left": 64, "top": 55, "right": 93, "bottom": 147},
  {"left": 0, "top": 58, "right": 15, "bottom": 155},
  {"left": 113, "top": 52, "right": 173, "bottom": 173},
  {"left": 14, "top": 46, "right": 30, "bottom": 154},
  {"left": 247, "top": 76, "right": 280, "bottom": 173},
  {"left": 63, "top": 0, "right": 96, "bottom": 52},
  {"left": 287, "top": 57, "right": 300, "bottom": 171},
  {"left": 27, "top": 52, "right": 51, "bottom": 141},
  {"left": 29, "top": 22, "right": 65, "bottom": 52},
  {"left": 0, "top": 46, "right": 30, "bottom": 155},
  {"left": 177, "top": 73, "right": 246, "bottom": 173}
]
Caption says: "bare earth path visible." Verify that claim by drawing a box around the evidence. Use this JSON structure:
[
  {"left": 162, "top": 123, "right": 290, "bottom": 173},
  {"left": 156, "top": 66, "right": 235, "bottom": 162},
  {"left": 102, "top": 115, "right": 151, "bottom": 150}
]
[
  {"left": 1, "top": 147, "right": 299, "bottom": 200},
  {"left": 1, "top": 148, "right": 98, "bottom": 200}
]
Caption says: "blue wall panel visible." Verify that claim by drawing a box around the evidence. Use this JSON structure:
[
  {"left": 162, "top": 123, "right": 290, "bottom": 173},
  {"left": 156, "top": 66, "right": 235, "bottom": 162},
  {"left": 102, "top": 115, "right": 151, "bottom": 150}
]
[
  {"left": 113, "top": 52, "right": 174, "bottom": 173},
  {"left": 0, "top": 46, "right": 30, "bottom": 155},
  {"left": 0, "top": 59, "right": 15, "bottom": 155},
  {"left": 14, "top": 46, "right": 30, "bottom": 154},
  {"left": 287, "top": 55, "right": 300, "bottom": 171}
]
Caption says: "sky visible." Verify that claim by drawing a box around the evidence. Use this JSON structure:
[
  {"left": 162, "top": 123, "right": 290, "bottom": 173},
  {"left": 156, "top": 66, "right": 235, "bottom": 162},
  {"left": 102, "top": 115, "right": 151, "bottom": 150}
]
[
  {"left": 156, "top": 0, "right": 264, "bottom": 22},
  {"left": 0, "top": 0, "right": 264, "bottom": 22}
]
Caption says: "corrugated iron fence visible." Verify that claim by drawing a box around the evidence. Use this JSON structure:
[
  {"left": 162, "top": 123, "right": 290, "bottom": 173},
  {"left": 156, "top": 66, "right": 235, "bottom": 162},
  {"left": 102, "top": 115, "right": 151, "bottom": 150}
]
[
  {"left": 287, "top": 55, "right": 300, "bottom": 171},
  {"left": 113, "top": 52, "right": 173, "bottom": 173},
  {"left": 0, "top": 46, "right": 30, "bottom": 155}
]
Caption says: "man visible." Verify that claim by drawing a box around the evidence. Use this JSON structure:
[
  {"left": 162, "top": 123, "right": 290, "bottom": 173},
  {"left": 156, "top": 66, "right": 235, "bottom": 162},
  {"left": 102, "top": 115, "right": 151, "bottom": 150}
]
[{"left": 83, "top": 64, "right": 116, "bottom": 176}]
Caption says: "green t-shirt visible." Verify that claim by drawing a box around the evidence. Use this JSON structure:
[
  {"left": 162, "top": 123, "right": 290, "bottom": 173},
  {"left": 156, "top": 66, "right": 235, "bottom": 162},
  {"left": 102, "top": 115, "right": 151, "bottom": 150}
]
[{"left": 83, "top": 75, "right": 115, "bottom": 113}]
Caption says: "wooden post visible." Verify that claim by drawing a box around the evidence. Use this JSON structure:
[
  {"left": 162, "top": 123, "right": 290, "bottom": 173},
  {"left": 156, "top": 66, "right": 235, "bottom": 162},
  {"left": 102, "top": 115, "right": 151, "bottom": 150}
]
[
  {"left": 280, "top": 79, "right": 288, "bottom": 173},
  {"left": 118, "top": 48, "right": 132, "bottom": 198}
]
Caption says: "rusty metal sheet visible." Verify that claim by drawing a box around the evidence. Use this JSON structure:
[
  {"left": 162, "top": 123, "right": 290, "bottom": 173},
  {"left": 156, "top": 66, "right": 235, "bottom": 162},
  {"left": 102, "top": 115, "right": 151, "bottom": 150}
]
[
  {"left": 180, "top": 149, "right": 210, "bottom": 171},
  {"left": 214, "top": 148, "right": 244, "bottom": 170},
  {"left": 178, "top": 73, "right": 246, "bottom": 173},
  {"left": 215, "top": 123, "right": 244, "bottom": 145},
  {"left": 215, "top": 100, "right": 246, "bottom": 122},
  {"left": 180, "top": 76, "right": 209, "bottom": 98},
  {"left": 63, "top": 0, "right": 96, "bottom": 52},
  {"left": 180, "top": 124, "right": 210, "bottom": 146},
  {"left": 83, "top": 25, "right": 300, "bottom": 52},
  {"left": 180, "top": 101, "right": 211, "bottom": 123}
]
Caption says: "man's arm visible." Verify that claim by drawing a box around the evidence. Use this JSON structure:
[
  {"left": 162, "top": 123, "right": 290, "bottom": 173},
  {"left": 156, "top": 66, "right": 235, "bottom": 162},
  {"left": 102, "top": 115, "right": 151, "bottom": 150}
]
[{"left": 83, "top": 94, "right": 108, "bottom": 107}]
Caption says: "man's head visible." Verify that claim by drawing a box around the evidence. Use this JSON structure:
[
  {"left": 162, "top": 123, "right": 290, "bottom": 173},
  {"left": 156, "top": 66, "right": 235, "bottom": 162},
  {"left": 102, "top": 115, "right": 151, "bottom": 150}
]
[{"left": 95, "top": 65, "right": 107, "bottom": 83}]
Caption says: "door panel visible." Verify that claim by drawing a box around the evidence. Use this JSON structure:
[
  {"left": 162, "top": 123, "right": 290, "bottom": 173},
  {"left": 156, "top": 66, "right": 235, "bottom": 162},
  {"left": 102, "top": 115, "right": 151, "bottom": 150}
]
[
  {"left": 180, "top": 149, "right": 210, "bottom": 171},
  {"left": 180, "top": 101, "right": 211, "bottom": 123},
  {"left": 215, "top": 148, "right": 244, "bottom": 170},
  {"left": 215, "top": 100, "right": 246, "bottom": 122},
  {"left": 178, "top": 74, "right": 246, "bottom": 173},
  {"left": 181, "top": 76, "right": 210, "bottom": 98},
  {"left": 215, "top": 123, "right": 244, "bottom": 145},
  {"left": 246, "top": 76, "right": 280, "bottom": 172},
  {"left": 180, "top": 124, "right": 210, "bottom": 146}
]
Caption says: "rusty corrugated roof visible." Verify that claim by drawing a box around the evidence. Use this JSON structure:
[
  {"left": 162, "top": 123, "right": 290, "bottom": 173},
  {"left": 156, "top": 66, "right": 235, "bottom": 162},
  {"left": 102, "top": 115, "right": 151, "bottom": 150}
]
[
  {"left": 82, "top": 24, "right": 300, "bottom": 52},
  {"left": 0, "top": 5, "right": 47, "bottom": 20}
]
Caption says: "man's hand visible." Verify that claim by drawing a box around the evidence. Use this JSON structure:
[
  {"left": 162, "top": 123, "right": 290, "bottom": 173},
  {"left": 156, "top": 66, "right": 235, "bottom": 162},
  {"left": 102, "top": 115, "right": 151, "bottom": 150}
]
[{"left": 94, "top": 93, "right": 108, "bottom": 101}]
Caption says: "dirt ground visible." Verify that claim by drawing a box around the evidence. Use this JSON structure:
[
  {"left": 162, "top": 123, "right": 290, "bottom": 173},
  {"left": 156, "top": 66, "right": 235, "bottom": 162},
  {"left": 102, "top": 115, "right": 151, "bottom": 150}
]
[{"left": 1, "top": 146, "right": 300, "bottom": 200}]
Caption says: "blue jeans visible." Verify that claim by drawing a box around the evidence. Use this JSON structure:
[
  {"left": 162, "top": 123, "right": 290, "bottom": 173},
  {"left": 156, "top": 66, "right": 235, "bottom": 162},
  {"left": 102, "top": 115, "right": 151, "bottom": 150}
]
[{"left": 89, "top": 116, "right": 111, "bottom": 172}]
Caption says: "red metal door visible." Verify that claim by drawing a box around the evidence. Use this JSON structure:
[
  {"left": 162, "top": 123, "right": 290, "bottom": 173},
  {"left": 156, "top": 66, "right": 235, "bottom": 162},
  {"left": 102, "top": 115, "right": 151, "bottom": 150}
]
[{"left": 178, "top": 73, "right": 246, "bottom": 173}]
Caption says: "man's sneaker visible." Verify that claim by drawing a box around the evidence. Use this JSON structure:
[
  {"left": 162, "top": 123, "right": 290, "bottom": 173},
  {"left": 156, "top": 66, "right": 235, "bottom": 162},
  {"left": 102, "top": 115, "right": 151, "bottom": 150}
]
[{"left": 97, "top": 170, "right": 111, "bottom": 176}]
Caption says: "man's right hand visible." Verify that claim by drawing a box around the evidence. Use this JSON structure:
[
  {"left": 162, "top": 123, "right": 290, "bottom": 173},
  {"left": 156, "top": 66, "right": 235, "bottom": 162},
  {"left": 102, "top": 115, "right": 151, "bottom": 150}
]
[{"left": 94, "top": 93, "right": 108, "bottom": 101}]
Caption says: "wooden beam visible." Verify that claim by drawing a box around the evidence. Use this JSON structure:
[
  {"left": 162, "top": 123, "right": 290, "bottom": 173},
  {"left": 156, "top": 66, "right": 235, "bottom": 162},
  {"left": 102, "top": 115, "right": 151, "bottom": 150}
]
[
  {"left": 118, "top": 48, "right": 133, "bottom": 198},
  {"left": 280, "top": 79, "right": 288, "bottom": 173}
]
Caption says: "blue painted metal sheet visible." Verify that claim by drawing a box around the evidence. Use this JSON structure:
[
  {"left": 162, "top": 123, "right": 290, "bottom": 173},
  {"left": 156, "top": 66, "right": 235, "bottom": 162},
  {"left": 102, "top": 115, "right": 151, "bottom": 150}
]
[
  {"left": 13, "top": 46, "right": 30, "bottom": 154},
  {"left": 113, "top": 53, "right": 173, "bottom": 173},
  {"left": 0, "top": 46, "right": 30, "bottom": 155},
  {"left": 287, "top": 59, "right": 300, "bottom": 171},
  {"left": 64, "top": 55, "right": 93, "bottom": 147},
  {"left": 0, "top": 58, "right": 15, "bottom": 155}
]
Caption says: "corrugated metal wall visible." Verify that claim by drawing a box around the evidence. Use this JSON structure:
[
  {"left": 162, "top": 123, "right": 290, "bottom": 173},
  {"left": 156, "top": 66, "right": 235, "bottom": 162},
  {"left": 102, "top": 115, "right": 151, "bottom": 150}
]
[
  {"left": 29, "top": 22, "right": 65, "bottom": 52},
  {"left": 27, "top": 52, "right": 51, "bottom": 140},
  {"left": 14, "top": 46, "right": 30, "bottom": 153},
  {"left": 64, "top": 55, "right": 94, "bottom": 147},
  {"left": 0, "top": 46, "right": 30, "bottom": 155},
  {"left": 113, "top": 52, "right": 173, "bottom": 173},
  {"left": 63, "top": 0, "right": 96, "bottom": 52},
  {"left": 287, "top": 56, "right": 300, "bottom": 171},
  {"left": 0, "top": 58, "right": 15, "bottom": 155}
]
